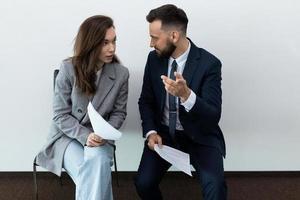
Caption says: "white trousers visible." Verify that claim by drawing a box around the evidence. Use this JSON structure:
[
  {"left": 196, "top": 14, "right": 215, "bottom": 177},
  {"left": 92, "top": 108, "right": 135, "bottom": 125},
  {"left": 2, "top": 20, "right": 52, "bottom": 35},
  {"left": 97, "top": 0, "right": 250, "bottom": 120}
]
[{"left": 63, "top": 139, "right": 114, "bottom": 200}]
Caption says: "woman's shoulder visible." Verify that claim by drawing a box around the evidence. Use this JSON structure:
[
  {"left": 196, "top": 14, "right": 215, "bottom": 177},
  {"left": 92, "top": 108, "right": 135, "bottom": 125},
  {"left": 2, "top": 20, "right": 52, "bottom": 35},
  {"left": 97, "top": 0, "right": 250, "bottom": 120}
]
[
  {"left": 111, "top": 62, "right": 129, "bottom": 76},
  {"left": 59, "top": 58, "right": 75, "bottom": 77}
]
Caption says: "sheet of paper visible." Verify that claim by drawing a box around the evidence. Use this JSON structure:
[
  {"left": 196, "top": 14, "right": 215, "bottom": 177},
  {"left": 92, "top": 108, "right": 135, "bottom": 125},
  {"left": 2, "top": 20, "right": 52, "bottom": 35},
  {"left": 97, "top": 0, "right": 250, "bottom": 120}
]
[
  {"left": 87, "top": 102, "right": 122, "bottom": 140},
  {"left": 154, "top": 144, "right": 192, "bottom": 176}
]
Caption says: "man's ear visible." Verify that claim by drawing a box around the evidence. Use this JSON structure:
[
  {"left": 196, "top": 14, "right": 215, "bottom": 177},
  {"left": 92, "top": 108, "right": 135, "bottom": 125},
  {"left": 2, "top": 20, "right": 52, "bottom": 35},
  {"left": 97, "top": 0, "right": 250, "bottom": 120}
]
[{"left": 171, "top": 31, "right": 180, "bottom": 43}]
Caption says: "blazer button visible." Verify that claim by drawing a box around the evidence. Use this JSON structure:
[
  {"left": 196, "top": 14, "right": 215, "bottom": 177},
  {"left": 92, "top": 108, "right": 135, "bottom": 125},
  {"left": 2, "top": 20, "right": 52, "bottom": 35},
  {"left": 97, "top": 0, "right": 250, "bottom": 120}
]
[{"left": 77, "top": 109, "right": 83, "bottom": 113}]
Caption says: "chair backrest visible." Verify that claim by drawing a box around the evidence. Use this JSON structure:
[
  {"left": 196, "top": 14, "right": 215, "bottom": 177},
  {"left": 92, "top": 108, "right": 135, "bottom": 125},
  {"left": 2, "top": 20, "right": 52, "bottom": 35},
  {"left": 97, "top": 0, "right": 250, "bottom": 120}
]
[
  {"left": 53, "top": 69, "right": 59, "bottom": 90},
  {"left": 33, "top": 69, "right": 61, "bottom": 200}
]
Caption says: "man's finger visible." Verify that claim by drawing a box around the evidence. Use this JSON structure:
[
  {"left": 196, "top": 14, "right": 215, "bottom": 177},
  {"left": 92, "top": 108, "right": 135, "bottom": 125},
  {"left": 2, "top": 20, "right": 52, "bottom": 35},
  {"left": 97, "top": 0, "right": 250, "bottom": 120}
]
[
  {"left": 161, "top": 75, "right": 176, "bottom": 86},
  {"left": 148, "top": 144, "right": 154, "bottom": 150},
  {"left": 163, "top": 80, "right": 177, "bottom": 91},
  {"left": 157, "top": 136, "right": 163, "bottom": 148},
  {"left": 175, "top": 72, "right": 184, "bottom": 80},
  {"left": 148, "top": 139, "right": 154, "bottom": 150},
  {"left": 161, "top": 75, "right": 168, "bottom": 80}
]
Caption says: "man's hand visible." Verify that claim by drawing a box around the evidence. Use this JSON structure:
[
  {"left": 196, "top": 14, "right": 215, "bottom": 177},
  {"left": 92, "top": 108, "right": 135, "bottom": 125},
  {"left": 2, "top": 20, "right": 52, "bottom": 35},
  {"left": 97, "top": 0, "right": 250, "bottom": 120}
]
[
  {"left": 161, "top": 72, "right": 191, "bottom": 102},
  {"left": 86, "top": 133, "right": 106, "bottom": 147},
  {"left": 147, "top": 133, "right": 162, "bottom": 150}
]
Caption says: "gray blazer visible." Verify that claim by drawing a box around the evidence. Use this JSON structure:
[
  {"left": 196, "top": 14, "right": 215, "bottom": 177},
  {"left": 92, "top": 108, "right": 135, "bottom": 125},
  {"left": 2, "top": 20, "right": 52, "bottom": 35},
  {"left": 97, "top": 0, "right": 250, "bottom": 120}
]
[{"left": 36, "top": 60, "right": 129, "bottom": 176}]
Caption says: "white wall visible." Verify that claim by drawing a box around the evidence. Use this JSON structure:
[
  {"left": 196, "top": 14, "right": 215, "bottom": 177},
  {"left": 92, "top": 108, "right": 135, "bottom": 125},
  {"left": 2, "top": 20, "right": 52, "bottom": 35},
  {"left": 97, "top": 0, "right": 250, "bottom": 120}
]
[{"left": 0, "top": 0, "right": 299, "bottom": 171}]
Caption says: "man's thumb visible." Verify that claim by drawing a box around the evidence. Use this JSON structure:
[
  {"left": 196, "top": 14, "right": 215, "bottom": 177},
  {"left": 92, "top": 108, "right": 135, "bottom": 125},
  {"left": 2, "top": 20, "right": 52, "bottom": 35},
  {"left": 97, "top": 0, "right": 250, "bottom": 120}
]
[{"left": 175, "top": 72, "right": 183, "bottom": 80}]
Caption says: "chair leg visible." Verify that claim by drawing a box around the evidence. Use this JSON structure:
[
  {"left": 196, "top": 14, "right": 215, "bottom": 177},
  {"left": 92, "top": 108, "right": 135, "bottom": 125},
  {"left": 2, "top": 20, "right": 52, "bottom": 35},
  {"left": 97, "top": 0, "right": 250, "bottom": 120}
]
[
  {"left": 33, "top": 155, "right": 63, "bottom": 200},
  {"left": 33, "top": 158, "right": 38, "bottom": 200},
  {"left": 113, "top": 150, "right": 119, "bottom": 187}
]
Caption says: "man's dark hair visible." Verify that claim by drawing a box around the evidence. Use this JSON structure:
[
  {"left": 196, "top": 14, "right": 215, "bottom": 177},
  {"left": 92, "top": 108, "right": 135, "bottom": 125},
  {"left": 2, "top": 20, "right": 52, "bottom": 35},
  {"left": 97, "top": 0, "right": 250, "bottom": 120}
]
[{"left": 146, "top": 4, "right": 188, "bottom": 34}]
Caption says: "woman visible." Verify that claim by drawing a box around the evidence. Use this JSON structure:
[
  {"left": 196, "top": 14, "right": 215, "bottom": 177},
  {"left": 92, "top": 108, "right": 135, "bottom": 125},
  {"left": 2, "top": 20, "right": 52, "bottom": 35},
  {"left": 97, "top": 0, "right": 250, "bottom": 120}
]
[{"left": 36, "top": 15, "right": 129, "bottom": 200}]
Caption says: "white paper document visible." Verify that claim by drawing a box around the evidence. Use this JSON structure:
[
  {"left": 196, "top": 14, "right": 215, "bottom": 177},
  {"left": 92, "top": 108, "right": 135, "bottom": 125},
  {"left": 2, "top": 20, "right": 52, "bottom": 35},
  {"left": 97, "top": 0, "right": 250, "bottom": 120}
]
[
  {"left": 154, "top": 144, "right": 192, "bottom": 176},
  {"left": 87, "top": 102, "right": 122, "bottom": 140}
]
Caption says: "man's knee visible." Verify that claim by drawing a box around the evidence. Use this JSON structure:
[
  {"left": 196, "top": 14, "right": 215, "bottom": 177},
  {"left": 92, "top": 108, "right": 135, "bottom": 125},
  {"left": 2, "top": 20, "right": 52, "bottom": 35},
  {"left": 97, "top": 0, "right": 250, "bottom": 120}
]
[
  {"left": 201, "top": 173, "right": 227, "bottom": 199},
  {"left": 203, "top": 173, "right": 224, "bottom": 187},
  {"left": 134, "top": 173, "right": 157, "bottom": 194}
]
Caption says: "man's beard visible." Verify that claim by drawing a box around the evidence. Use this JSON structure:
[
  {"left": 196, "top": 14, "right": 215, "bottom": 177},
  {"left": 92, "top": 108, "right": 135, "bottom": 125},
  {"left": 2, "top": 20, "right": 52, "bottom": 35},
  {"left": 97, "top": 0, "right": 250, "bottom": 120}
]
[{"left": 156, "top": 40, "right": 176, "bottom": 58}]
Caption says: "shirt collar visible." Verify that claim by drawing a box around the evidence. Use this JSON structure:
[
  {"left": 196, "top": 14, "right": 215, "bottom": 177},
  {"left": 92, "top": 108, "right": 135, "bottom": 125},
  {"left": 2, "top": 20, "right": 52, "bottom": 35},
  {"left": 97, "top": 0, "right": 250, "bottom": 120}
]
[{"left": 169, "top": 40, "right": 191, "bottom": 66}]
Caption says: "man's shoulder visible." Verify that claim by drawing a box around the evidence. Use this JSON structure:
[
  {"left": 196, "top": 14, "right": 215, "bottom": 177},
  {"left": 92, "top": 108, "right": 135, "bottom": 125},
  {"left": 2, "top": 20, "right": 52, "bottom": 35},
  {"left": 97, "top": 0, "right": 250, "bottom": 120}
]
[
  {"left": 147, "top": 50, "right": 159, "bottom": 60},
  {"left": 199, "top": 48, "right": 220, "bottom": 62},
  {"left": 190, "top": 41, "right": 220, "bottom": 63},
  {"left": 190, "top": 44, "right": 221, "bottom": 67},
  {"left": 146, "top": 50, "right": 167, "bottom": 67}
]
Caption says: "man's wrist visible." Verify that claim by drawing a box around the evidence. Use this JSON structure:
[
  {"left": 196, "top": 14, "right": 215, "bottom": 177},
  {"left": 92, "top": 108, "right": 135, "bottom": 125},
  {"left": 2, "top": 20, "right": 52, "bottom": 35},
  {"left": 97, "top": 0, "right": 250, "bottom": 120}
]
[
  {"left": 180, "top": 88, "right": 191, "bottom": 102},
  {"left": 145, "top": 130, "right": 157, "bottom": 139}
]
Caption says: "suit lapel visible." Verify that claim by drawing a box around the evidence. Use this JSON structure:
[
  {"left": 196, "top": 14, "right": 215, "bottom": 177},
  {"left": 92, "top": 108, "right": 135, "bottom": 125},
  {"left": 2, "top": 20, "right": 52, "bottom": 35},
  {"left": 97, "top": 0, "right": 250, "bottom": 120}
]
[
  {"left": 159, "top": 58, "right": 168, "bottom": 111},
  {"left": 182, "top": 40, "right": 201, "bottom": 86}
]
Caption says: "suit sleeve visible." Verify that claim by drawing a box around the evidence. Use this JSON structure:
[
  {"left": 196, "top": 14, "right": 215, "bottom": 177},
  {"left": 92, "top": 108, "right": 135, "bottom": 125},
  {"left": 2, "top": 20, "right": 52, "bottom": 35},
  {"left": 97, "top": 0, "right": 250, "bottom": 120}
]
[
  {"left": 107, "top": 68, "right": 129, "bottom": 129},
  {"left": 52, "top": 62, "right": 91, "bottom": 146},
  {"left": 138, "top": 54, "right": 158, "bottom": 137},
  {"left": 186, "top": 59, "right": 222, "bottom": 126}
]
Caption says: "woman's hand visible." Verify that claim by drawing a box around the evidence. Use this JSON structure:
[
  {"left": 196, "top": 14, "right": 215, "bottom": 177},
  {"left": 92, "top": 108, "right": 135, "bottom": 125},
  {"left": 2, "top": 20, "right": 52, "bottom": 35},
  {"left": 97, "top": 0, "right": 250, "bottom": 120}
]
[{"left": 86, "top": 133, "right": 106, "bottom": 147}]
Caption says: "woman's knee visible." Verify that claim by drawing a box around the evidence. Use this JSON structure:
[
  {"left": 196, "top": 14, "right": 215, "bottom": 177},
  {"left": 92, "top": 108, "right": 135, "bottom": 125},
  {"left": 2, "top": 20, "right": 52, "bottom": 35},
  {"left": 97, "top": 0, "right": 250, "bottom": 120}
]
[{"left": 84, "top": 145, "right": 113, "bottom": 165}]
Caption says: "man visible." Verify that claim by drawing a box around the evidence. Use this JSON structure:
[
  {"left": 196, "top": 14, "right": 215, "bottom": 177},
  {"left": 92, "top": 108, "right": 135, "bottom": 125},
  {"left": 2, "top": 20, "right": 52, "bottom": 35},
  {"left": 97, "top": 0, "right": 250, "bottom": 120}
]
[{"left": 135, "top": 4, "right": 227, "bottom": 200}]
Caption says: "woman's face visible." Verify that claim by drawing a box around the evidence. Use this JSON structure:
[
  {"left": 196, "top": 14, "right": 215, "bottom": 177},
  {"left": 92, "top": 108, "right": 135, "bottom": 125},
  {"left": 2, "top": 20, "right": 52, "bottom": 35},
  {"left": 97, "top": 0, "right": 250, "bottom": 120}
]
[{"left": 99, "top": 27, "right": 116, "bottom": 64}]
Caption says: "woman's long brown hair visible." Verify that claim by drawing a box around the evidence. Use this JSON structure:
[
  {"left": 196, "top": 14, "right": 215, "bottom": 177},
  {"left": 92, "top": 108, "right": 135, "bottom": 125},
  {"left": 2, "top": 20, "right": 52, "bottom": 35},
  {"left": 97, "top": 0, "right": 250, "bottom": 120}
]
[{"left": 72, "top": 15, "right": 119, "bottom": 96}]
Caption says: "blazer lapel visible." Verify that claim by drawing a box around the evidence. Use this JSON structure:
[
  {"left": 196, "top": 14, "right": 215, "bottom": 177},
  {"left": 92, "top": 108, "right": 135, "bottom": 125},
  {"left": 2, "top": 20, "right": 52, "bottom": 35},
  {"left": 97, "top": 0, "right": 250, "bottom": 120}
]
[
  {"left": 80, "top": 63, "right": 115, "bottom": 124},
  {"left": 159, "top": 58, "right": 168, "bottom": 111},
  {"left": 91, "top": 63, "right": 116, "bottom": 111},
  {"left": 182, "top": 40, "right": 201, "bottom": 86}
]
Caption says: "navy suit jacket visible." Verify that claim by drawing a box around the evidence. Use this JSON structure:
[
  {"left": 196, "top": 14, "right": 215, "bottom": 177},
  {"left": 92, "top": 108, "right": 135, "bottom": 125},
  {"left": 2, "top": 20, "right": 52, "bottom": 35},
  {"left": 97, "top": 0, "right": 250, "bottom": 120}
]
[{"left": 138, "top": 40, "right": 226, "bottom": 157}]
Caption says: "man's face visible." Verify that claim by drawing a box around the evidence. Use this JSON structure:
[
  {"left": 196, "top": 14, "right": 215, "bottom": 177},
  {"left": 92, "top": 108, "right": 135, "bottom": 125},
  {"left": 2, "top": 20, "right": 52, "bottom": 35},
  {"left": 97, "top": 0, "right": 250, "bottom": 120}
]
[{"left": 149, "top": 20, "right": 176, "bottom": 58}]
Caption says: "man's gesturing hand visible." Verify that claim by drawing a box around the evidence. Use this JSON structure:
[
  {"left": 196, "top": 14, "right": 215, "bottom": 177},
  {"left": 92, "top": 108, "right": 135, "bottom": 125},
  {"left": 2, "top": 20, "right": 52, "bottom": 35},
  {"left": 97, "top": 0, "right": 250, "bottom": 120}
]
[{"left": 161, "top": 72, "right": 191, "bottom": 102}]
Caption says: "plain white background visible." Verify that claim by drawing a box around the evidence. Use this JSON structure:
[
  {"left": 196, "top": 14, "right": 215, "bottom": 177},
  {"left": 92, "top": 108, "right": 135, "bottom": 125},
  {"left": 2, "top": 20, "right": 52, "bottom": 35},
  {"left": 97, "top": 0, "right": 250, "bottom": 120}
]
[{"left": 0, "top": 0, "right": 299, "bottom": 171}]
